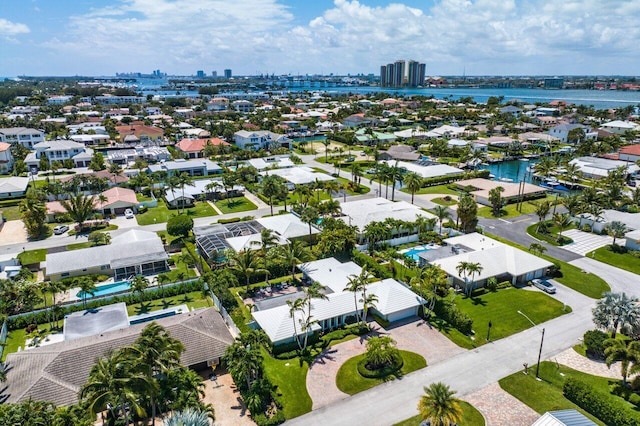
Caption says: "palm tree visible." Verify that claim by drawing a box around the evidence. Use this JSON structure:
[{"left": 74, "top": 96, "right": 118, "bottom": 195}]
[
  {"left": 131, "top": 275, "right": 149, "bottom": 299},
  {"left": 456, "top": 261, "right": 483, "bottom": 297},
  {"left": 553, "top": 212, "right": 572, "bottom": 243},
  {"left": 404, "top": 171, "right": 423, "bottom": 204},
  {"left": 294, "top": 184, "right": 313, "bottom": 208},
  {"left": 593, "top": 292, "right": 640, "bottom": 338},
  {"left": 227, "top": 249, "right": 268, "bottom": 291},
  {"left": 606, "top": 221, "right": 628, "bottom": 246},
  {"left": 154, "top": 273, "right": 170, "bottom": 302},
  {"left": 224, "top": 340, "right": 264, "bottom": 390},
  {"left": 433, "top": 205, "right": 451, "bottom": 235},
  {"left": 344, "top": 267, "right": 368, "bottom": 324},
  {"left": 534, "top": 200, "right": 551, "bottom": 233},
  {"left": 529, "top": 242, "right": 547, "bottom": 256},
  {"left": 390, "top": 162, "right": 404, "bottom": 201},
  {"left": 75, "top": 276, "right": 96, "bottom": 309},
  {"left": 60, "top": 193, "right": 96, "bottom": 233},
  {"left": 81, "top": 351, "right": 157, "bottom": 426},
  {"left": 261, "top": 175, "right": 285, "bottom": 216},
  {"left": 300, "top": 206, "right": 319, "bottom": 240},
  {"left": 360, "top": 292, "right": 378, "bottom": 325},
  {"left": 562, "top": 194, "right": 581, "bottom": 217},
  {"left": 276, "top": 240, "right": 311, "bottom": 281},
  {"left": 126, "top": 322, "right": 185, "bottom": 426},
  {"left": 320, "top": 199, "right": 342, "bottom": 217},
  {"left": 176, "top": 172, "right": 195, "bottom": 214},
  {"left": 418, "top": 382, "right": 463, "bottom": 426},
  {"left": 286, "top": 297, "right": 305, "bottom": 350},
  {"left": 324, "top": 179, "right": 342, "bottom": 199},
  {"left": 363, "top": 221, "right": 391, "bottom": 251},
  {"left": 351, "top": 162, "right": 363, "bottom": 186},
  {"left": 604, "top": 338, "right": 640, "bottom": 385},
  {"left": 302, "top": 282, "right": 328, "bottom": 349},
  {"left": 250, "top": 228, "right": 279, "bottom": 282}
]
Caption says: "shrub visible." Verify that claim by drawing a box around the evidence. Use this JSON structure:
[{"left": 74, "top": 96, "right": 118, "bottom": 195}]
[
  {"left": 218, "top": 217, "right": 241, "bottom": 224},
  {"left": 496, "top": 280, "right": 512, "bottom": 289},
  {"left": 167, "top": 214, "right": 194, "bottom": 238},
  {"left": 583, "top": 330, "right": 608, "bottom": 359},
  {"left": 486, "top": 277, "right": 498, "bottom": 292},
  {"left": 350, "top": 249, "right": 392, "bottom": 279},
  {"left": 581, "top": 224, "right": 592, "bottom": 232},
  {"left": 610, "top": 244, "right": 628, "bottom": 254},
  {"left": 434, "top": 299, "right": 473, "bottom": 335},
  {"left": 563, "top": 378, "right": 640, "bottom": 426},
  {"left": 357, "top": 353, "right": 403, "bottom": 378}
]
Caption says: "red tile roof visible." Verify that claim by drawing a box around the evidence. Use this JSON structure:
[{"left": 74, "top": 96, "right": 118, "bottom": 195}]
[
  {"left": 620, "top": 145, "right": 640, "bottom": 156},
  {"left": 175, "top": 138, "right": 229, "bottom": 153},
  {"left": 115, "top": 124, "right": 164, "bottom": 139}
]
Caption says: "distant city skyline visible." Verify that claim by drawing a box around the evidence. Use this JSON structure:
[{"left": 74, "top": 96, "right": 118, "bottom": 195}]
[{"left": 2, "top": 0, "right": 640, "bottom": 77}]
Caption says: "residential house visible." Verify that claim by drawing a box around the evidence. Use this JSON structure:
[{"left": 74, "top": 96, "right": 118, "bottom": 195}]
[
  {"left": 619, "top": 144, "right": 640, "bottom": 162},
  {"left": 147, "top": 158, "right": 223, "bottom": 177},
  {"left": 25, "top": 139, "right": 92, "bottom": 170},
  {"left": 252, "top": 257, "right": 424, "bottom": 346},
  {"left": 599, "top": 120, "right": 640, "bottom": 135},
  {"left": 499, "top": 105, "right": 522, "bottom": 116},
  {"left": 207, "top": 97, "right": 229, "bottom": 112},
  {"left": 422, "top": 233, "right": 552, "bottom": 289},
  {"left": 455, "top": 178, "right": 547, "bottom": 206},
  {"left": 532, "top": 116, "right": 558, "bottom": 128},
  {"left": 175, "top": 137, "right": 230, "bottom": 159},
  {"left": 548, "top": 124, "right": 597, "bottom": 143},
  {"left": 532, "top": 410, "right": 596, "bottom": 426},
  {"left": 354, "top": 128, "right": 397, "bottom": 145},
  {"left": 568, "top": 156, "right": 639, "bottom": 180},
  {"left": 0, "top": 176, "right": 29, "bottom": 199},
  {"left": 0, "top": 127, "right": 45, "bottom": 149},
  {"left": 45, "top": 229, "right": 168, "bottom": 281},
  {"left": 0, "top": 142, "right": 14, "bottom": 173},
  {"left": 3, "top": 307, "right": 233, "bottom": 406},
  {"left": 378, "top": 145, "right": 421, "bottom": 161},
  {"left": 115, "top": 124, "right": 164, "bottom": 143},
  {"left": 246, "top": 156, "right": 295, "bottom": 170},
  {"left": 234, "top": 130, "right": 292, "bottom": 150},
  {"left": 232, "top": 100, "right": 255, "bottom": 113},
  {"left": 106, "top": 146, "right": 171, "bottom": 165},
  {"left": 342, "top": 114, "right": 377, "bottom": 128},
  {"left": 258, "top": 166, "right": 334, "bottom": 190},
  {"left": 380, "top": 160, "right": 465, "bottom": 180}
]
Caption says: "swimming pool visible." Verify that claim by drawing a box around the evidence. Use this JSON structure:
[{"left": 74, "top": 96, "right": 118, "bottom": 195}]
[
  {"left": 401, "top": 244, "right": 439, "bottom": 262},
  {"left": 76, "top": 280, "right": 131, "bottom": 299}
]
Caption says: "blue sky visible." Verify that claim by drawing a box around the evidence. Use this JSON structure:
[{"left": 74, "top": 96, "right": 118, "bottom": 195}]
[{"left": 1, "top": 0, "right": 639, "bottom": 77}]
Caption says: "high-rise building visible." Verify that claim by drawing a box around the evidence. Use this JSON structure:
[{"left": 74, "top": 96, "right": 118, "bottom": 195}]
[
  {"left": 212, "top": 70, "right": 217, "bottom": 78},
  {"left": 196, "top": 70, "right": 205, "bottom": 78},
  {"left": 224, "top": 69, "right": 232, "bottom": 79},
  {"left": 380, "top": 59, "right": 426, "bottom": 87}
]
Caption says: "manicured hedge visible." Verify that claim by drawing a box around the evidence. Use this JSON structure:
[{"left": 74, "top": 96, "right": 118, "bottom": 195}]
[
  {"left": 273, "top": 323, "right": 369, "bottom": 359},
  {"left": 357, "top": 353, "right": 403, "bottom": 378},
  {"left": 563, "top": 378, "right": 640, "bottom": 426},
  {"left": 350, "top": 250, "right": 392, "bottom": 280},
  {"left": 433, "top": 299, "right": 473, "bottom": 335}
]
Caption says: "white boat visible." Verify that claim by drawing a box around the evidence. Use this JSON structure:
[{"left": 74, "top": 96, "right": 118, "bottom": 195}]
[{"left": 499, "top": 177, "right": 514, "bottom": 182}]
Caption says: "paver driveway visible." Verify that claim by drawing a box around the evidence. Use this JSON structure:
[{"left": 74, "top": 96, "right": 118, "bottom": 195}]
[
  {"left": 306, "top": 317, "right": 465, "bottom": 410},
  {"left": 561, "top": 229, "right": 619, "bottom": 256}
]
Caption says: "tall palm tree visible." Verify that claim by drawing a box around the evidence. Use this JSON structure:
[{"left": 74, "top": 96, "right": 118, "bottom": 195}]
[
  {"left": 131, "top": 275, "right": 149, "bottom": 300},
  {"left": 154, "top": 273, "right": 170, "bottom": 302},
  {"left": 250, "top": 228, "right": 279, "bottom": 282},
  {"left": 344, "top": 269, "right": 367, "bottom": 324},
  {"left": 176, "top": 172, "right": 195, "bottom": 214},
  {"left": 224, "top": 340, "right": 264, "bottom": 390},
  {"left": 276, "top": 240, "right": 311, "bottom": 281},
  {"left": 404, "top": 171, "right": 423, "bottom": 204},
  {"left": 351, "top": 163, "right": 363, "bottom": 185},
  {"left": 363, "top": 221, "right": 391, "bottom": 251},
  {"left": 433, "top": 206, "right": 451, "bottom": 235},
  {"left": 390, "top": 162, "right": 404, "bottom": 201},
  {"left": 76, "top": 276, "right": 96, "bottom": 309},
  {"left": 534, "top": 200, "right": 551, "bottom": 233},
  {"left": 604, "top": 338, "right": 640, "bottom": 385},
  {"left": 126, "top": 322, "right": 185, "bottom": 426},
  {"left": 60, "top": 193, "right": 96, "bottom": 233},
  {"left": 553, "top": 212, "right": 572, "bottom": 242},
  {"left": 456, "top": 261, "right": 483, "bottom": 297},
  {"left": 294, "top": 184, "right": 313, "bottom": 208},
  {"left": 324, "top": 179, "right": 342, "bottom": 199},
  {"left": 81, "top": 351, "right": 157, "bottom": 426},
  {"left": 227, "top": 249, "right": 268, "bottom": 291},
  {"left": 286, "top": 298, "right": 305, "bottom": 350},
  {"left": 418, "top": 382, "right": 463, "bottom": 426},
  {"left": 300, "top": 206, "right": 319, "bottom": 240},
  {"left": 302, "top": 282, "right": 328, "bottom": 349}
]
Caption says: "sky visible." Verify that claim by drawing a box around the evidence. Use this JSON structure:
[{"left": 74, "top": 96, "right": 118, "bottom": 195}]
[{"left": 1, "top": 0, "right": 640, "bottom": 77}]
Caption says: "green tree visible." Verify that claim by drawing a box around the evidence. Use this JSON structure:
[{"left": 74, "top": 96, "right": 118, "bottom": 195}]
[
  {"left": 176, "top": 172, "right": 195, "bottom": 214},
  {"left": 224, "top": 337, "right": 264, "bottom": 390},
  {"left": 261, "top": 175, "right": 286, "bottom": 216},
  {"left": 19, "top": 188, "right": 47, "bottom": 238},
  {"left": 456, "top": 193, "right": 478, "bottom": 233},
  {"left": 60, "top": 193, "right": 95, "bottom": 233},
  {"left": 75, "top": 276, "right": 96, "bottom": 309},
  {"left": 276, "top": 240, "right": 311, "bottom": 281},
  {"left": 404, "top": 171, "right": 423, "bottom": 204},
  {"left": 593, "top": 292, "right": 640, "bottom": 338},
  {"left": 39, "top": 152, "right": 50, "bottom": 172},
  {"left": 227, "top": 249, "right": 268, "bottom": 291},
  {"left": 80, "top": 350, "right": 157, "bottom": 426},
  {"left": 365, "top": 336, "right": 400, "bottom": 369},
  {"left": 131, "top": 275, "right": 149, "bottom": 299},
  {"left": 300, "top": 206, "right": 320, "bottom": 240},
  {"left": 163, "top": 408, "right": 211, "bottom": 426},
  {"left": 488, "top": 186, "right": 505, "bottom": 216},
  {"left": 301, "top": 282, "right": 328, "bottom": 349},
  {"left": 286, "top": 297, "right": 305, "bottom": 350},
  {"left": 88, "top": 151, "right": 106, "bottom": 171},
  {"left": 552, "top": 212, "right": 572, "bottom": 242},
  {"left": 363, "top": 221, "right": 391, "bottom": 251},
  {"left": 418, "top": 382, "right": 463, "bottom": 426},
  {"left": 456, "top": 261, "right": 483, "bottom": 297},
  {"left": 606, "top": 221, "right": 628, "bottom": 246},
  {"left": 344, "top": 267, "right": 368, "bottom": 324},
  {"left": 154, "top": 273, "right": 171, "bottom": 302},
  {"left": 432, "top": 205, "right": 451, "bottom": 235},
  {"left": 604, "top": 338, "right": 640, "bottom": 385},
  {"left": 534, "top": 200, "right": 551, "bottom": 233},
  {"left": 528, "top": 242, "right": 547, "bottom": 256},
  {"left": 167, "top": 214, "right": 194, "bottom": 238}
]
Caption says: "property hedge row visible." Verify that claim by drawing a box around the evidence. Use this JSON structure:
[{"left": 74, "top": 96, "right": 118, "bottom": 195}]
[
  {"left": 563, "top": 377, "right": 640, "bottom": 426},
  {"left": 433, "top": 299, "right": 473, "bottom": 335},
  {"left": 273, "top": 323, "right": 369, "bottom": 358},
  {"left": 8, "top": 280, "right": 203, "bottom": 331},
  {"left": 350, "top": 250, "right": 393, "bottom": 280}
]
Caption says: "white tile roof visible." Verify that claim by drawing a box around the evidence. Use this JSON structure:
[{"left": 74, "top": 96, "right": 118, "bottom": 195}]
[
  {"left": 381, "top": 160, "right": 464, "bottom": 179},
  {"left": 0, "top": 176, "right": 29, "bottom": 194},
  {"left": 257, "top": 214, "right": 319, "bottom": 239},
  {"left": 337, "top": 197, "right": 435, "bottom": 232},
  {"left": 259, "top": 166, "right": 334, "bottom": 185},
  {"left": 297, "top": 258, "right": 363, "bottom": 294}
]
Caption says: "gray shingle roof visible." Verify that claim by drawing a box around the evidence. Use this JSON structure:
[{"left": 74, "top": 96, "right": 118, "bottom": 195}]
[{"left": 4, "top": 307, "right": 234, "bottom": 406}]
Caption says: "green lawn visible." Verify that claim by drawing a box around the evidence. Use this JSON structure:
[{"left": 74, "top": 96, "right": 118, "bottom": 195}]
[
  {"left": 336, "top": 350, "right": 427, "bottom": 395},
  {"left": 213, "top": 196, "right": 257, "bottom": 214},
  {"left": 126, "top": 290, "right": 211, "bottom": 316},
  {"left": 403, "top": 184, "right": 460, "bottom": 196},
  {"left": 486, "top": 233, "right": 610, "bottom": 299},
  {"left": 526, "top": 222, "right": 575, "bottom": 246},
  {"left": 164, "top": 252, "right": 198, "bottom": 282},
  {"left": 442, "top": 288, "right": 570, "bottom": 350},
  {"left": 587, "top": 245, "right": 640, "bottom": 275},
  {"left": 66, "top": 242, "right": 94, "bottom": 250},
  {"left": 262, "top": 349, "right": 312, "bottom": 419},
  {"left": 17, "top": 248, "right": 47, "bottom": 265},
  {"left": 393, "top": 401, "right": 485, "bottom": 426},
  {"left": 68, "top": 223, "right": 118, "bottom": 236},
  {"left": 498, "top": 361, "right": 635, "bottom": 425},
  {"left": 136, "top": 199, "right": 217, "bottom": 225},
  {"left": 2, "top": 324, "right": 52, "bottom": 361},
  {"left": 477, "top": 198, "right": 554, "bottom": 219},
  {"left": 2, "top": 206, "right": 22, "bottom": 221}
]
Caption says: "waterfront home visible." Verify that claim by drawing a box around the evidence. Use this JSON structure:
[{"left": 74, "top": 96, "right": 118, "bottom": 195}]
[
  {"left": 456, "top": 178, "right": 547, "bottom": 206},
  {"left": 147, "top": 158, "right": 223, "bottom": 177},
  {"left": 0, "top": 127, "right": 45, "bottom": 149},
  {"left": 568, "top": 156, "right": 639, "bottom": 180},
  {"left": 380, "top": 159, "right": 465, "bottom": 180},
  {"left": 548, "top": 123, "right": 597, "bottom": 143},
  {"left": 175, "top": 137, "right": 230, "bottom": 159},
  {"left": 378, "top": 145, "right": 421, "bottom": 161},
  {"left": 233, "top": 130, "right": 292, "bottom": 150},
  {"left": 599, "top": 120, "right": 640, "bottom": 135}
]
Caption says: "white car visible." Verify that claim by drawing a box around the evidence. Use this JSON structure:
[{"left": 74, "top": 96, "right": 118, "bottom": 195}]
[
  {"left": 53, "top": 225, "right": 69, "bottom": 235},
  {"left": 532, "top": 278, "right": 556, "bottom": 294},
  {"left": 124, "top": 209, "right": 135, "bottom": 219}
]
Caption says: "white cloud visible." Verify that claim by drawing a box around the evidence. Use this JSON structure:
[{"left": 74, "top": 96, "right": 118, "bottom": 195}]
[
  {"left": 41, "top": 0, "right": 640, "bottom": 75},
  {"left": 0, "top": 18, "right": 30, "bottom": 37}
]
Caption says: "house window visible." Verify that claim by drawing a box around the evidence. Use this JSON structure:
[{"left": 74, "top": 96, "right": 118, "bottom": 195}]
[
  {"left": 61, "top": 273, "right": 69, "bottom": 277},
  {"left": 100, "top": 265, "right": 109, "bottom": 270}
]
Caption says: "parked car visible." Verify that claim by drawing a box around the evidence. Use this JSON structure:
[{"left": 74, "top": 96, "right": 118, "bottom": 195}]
[
  {"left": 124, "top": 209, "right": 135, "bottom": 219},
  {"left": 531, "top": 278, "right": 556, "bottom": 294},
  {"left": 53, "top": 225, "right": 69, "bottom": 235}
]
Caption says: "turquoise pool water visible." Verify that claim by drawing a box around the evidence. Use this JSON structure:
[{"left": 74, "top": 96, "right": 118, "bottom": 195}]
[
  {"left": 77, "top": 280, "right": 131, "bottom": 299},
  {"left": 402, "top": 245, "right": 437, "bottom": 262}
]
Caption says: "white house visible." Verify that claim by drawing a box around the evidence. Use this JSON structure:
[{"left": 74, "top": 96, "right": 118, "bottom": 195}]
[
  {"left": 234, "top": 130, "right": 292, "bottom": 150},
  {"left": 147, "top": 159, "right": 223, "bottom": 177},
  {"left": 380, "top": 160, "right": 465, "bottom": 180},
  {"left": 0, "top": 176, "right": 29, "bottom": 198},
  {"left": 547, "top": 124, "right": 597, "bottom": 143},
  {"left": 599, "top": 120, "right": 640, "bottom": 135},
  {"left": 0, "top": 127, "right": 45, "bottom": 149},
  {"left": 0, "top": 143, "right": 14, "bottom": 173},
  {"left": 252, "top": 257, "right": 424, "bottom": 345},
  {"left": 258, "top": 166, "right": 334, "bottom": 190},
  {"left": 568, "top": 156, "right": 639, "bottom": 180},
  {"left": 25, "top": 139, "right": 92, "bottom": 170}
]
